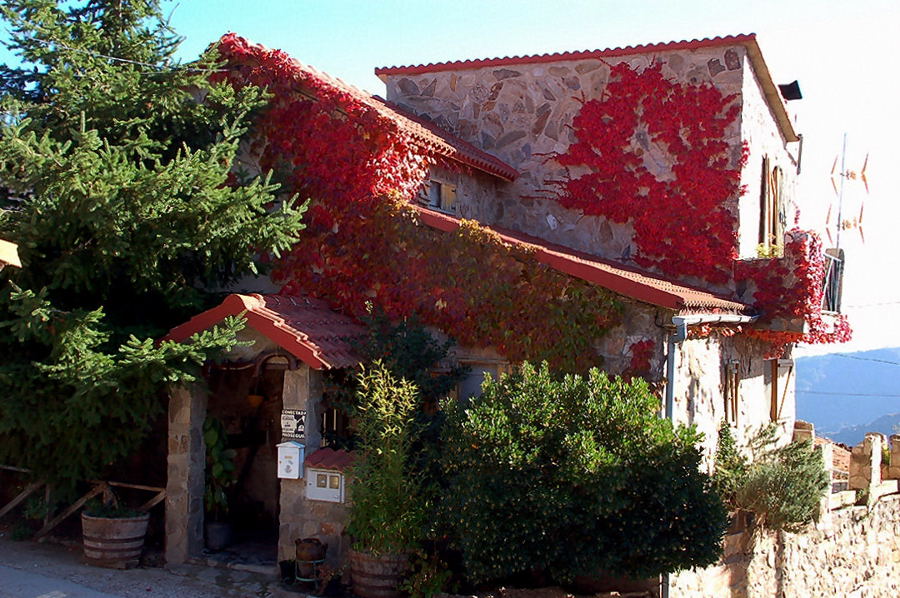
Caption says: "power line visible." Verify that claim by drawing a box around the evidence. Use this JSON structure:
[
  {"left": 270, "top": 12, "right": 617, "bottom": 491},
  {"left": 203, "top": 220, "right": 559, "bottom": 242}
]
[
  {"left": 25, "top": 37, "right": 227, "bottom": 75},
  {"left": 832, "top": 354, "right": 900, "bottom": 367},
  {"left": 843, "top": 300, "right": 900, "bottom": 308},
  {"left": 797, "top": 390, "right": 900, "bottom": 398}
]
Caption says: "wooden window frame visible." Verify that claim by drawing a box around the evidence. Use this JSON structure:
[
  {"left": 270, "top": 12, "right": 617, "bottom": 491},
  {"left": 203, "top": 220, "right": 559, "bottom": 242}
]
[
  {"left": 425, "top": 179, "right": 458, "bottom": 214},
  {"left": 759, "top": 156, "right": 785, "bottom": 252},
  {"left": 723, "top": 360, "right": 740, "bottom": 426},
  {"left": 769, "top": 358, "right": 794, "bottom": 423}
]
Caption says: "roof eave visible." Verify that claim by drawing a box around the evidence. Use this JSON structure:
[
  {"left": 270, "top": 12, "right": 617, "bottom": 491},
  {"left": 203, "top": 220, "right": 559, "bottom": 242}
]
[
  {"left": 376, "top": 33, "right": 799, "bottom": 144},
  {"left": 742, "top": 38, "right": 799, "bottom": 143},
  {"left": 413, "top": 206, "right": 752, "bottom": 316}
]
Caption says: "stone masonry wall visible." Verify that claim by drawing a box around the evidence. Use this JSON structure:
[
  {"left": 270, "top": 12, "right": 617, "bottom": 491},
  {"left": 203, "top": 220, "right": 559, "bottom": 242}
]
[
  {"left": 672, "top": 335, "right": 795, "bottom": 468},
  {"left": 277, "top": 366, "right": 350, "bottom": 569},
  {"left": 671, "top": 494, "right": 900, "bottom": 598},
  {"left": 383, "top": 46, "right": 746, "bottom": 267}
]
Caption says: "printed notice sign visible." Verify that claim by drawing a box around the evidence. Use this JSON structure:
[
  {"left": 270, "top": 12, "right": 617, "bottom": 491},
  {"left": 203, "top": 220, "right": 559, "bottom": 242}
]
[{"left": 281, "top": 409, "right": 306, "bottom": 440}]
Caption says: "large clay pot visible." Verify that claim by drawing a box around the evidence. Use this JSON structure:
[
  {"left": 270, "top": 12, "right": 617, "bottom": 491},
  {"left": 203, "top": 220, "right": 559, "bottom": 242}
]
[
  {"left": 295, "top": 537, "right": 327, "bottom": 580},
  {"left": 81, "top": 512, "right": 149, "bottom": 569},
  {"left": 349, "top": 548, "right": 408, "bottom": 598}
]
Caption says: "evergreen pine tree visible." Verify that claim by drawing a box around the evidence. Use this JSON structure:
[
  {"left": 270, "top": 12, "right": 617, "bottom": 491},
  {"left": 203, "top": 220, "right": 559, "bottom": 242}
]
[{"left": 0, "top": 0, "right": 306, "bottom": 490}]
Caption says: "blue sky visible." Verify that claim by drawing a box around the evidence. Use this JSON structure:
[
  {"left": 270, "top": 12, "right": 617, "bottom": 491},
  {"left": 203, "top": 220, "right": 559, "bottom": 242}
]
[{"left": 4, "top": 0, "right": 899, "bottom": 353}]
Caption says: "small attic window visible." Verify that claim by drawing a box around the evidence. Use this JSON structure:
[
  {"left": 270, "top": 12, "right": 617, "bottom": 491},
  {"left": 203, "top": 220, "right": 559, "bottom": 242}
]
[{"left": 427, "top": 180, "right": 457, "bottom": 214}]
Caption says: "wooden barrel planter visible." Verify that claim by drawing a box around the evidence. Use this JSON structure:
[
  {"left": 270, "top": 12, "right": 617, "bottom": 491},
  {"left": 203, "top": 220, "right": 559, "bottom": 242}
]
[
  {"left": 81, "top": 512, "right": 149, "bottom": 569},
  {"left": 349, "top": 548, "right": 408, "bottom": 598}
]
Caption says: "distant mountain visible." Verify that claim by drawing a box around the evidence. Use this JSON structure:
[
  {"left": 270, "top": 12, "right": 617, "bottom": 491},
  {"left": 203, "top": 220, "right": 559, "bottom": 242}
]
[
  {"left": 796, "top": 347, "right": 900, "bottom": 442},
  {"left": 824, "top": 413, "right": 900, "bottom": 446}
]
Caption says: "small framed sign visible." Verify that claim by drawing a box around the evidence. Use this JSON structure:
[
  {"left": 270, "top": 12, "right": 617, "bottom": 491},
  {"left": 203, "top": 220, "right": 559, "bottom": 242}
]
[{"left": 281, "top": 409, "right": 306, "bottom": 440}]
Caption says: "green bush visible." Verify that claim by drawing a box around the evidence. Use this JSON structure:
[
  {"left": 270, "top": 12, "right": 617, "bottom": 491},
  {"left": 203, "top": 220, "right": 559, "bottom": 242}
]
[
  {"left": 441, "top": 362, "right": 728, "bottom": 584},
  {"left": 346, "top": 363, "right": 426, "bottom": 555},
  {"left": 714, "top": 425, "right": 830, "bottom": 532}
]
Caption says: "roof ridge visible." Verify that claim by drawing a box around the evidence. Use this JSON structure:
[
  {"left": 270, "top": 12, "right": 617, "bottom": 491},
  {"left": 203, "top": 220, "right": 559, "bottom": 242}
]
[
  {"left": 222, "top": 33, "right": 518, "bottom": 180},
  {"left": 375, "top": 33, "right": 756, "bottom": 74}
]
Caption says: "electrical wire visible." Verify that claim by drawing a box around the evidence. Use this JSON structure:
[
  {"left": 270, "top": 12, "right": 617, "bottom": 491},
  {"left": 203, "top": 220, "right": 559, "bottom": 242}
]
[
  {"left": 832, "top": 354, "right": 900, "bottom": 367},
  {"left": 17, "top": 36, "right": 228, "bottom": 74},
  {"left": 796, "top": 390, "right": 900, "bottom": 398}
]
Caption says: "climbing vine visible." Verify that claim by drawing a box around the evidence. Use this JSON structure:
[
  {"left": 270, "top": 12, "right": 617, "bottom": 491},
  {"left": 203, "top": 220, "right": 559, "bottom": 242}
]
[
  {"left": 552, "top": 61, "right": 744, "bottom": 286},
  {"left": 552, "top": 60, "right": 849, "bottom": 355},
  {"left": 735, "top": 229, "right": 851, "bottom": 357},
  {"left": 215, "top": 34, "right": 622, "bottom": 372}
]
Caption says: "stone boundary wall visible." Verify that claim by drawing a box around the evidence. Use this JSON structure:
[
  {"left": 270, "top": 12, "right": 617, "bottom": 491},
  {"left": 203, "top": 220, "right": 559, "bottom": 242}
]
[
  {"left": 671, "top": 432, "right": 900, "bottom": 597},
  {"left": 671, "top": 495, "right": 900, "bottom": 597}
]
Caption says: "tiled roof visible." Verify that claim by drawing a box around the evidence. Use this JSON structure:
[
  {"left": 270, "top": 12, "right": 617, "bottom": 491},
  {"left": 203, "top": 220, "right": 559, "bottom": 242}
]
[
  {"left": 164, "top": 294, "right": 365, "bottom": 370},
  {"left": 229, "top": 36, "right": 518, "bottom": 181},
  {"left": 305, "top": 447, "right": 356, "bottom": 472},
  {"left": 414, "top": 206, "right": 753, "bottom": 315},
  {"left": 376, "top": 33, "right": 798, "bottom": 143},
  {"left": 374, "top": 97, "right": 519, "bottom": 181}
]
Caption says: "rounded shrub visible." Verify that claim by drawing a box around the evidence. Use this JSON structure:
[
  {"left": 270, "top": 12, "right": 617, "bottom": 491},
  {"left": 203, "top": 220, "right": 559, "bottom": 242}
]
[{"left": 441, "top": 362, "right": 728, "bottom": 584}]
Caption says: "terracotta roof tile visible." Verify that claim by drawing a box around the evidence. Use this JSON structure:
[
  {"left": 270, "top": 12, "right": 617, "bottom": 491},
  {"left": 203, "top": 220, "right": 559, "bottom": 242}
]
[
  {"left": 305, "top": 447, "right": 356, "bottom": 472},
  {"left": 229, "top": 36, "right": 518, "bottom": 181},
  {"left": 376, "top": 33, "right": 797, "bottom": 143},
  {"left": 164, "top": 294, "right": 365, "bottom": 370},
  {"left": 414, "top": 205, "right": 753, "bottom": 315}
]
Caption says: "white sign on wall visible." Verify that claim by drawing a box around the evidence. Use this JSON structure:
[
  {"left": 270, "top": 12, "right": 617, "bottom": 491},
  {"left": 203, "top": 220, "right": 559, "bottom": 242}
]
[{"left": 281, "top": 409, "right": 306, "bottom": 440}]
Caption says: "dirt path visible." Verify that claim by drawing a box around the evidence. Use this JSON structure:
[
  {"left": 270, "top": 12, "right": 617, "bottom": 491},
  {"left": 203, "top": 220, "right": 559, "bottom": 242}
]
[{"left": 0, "top": 533, "right": 279, "bottom": 597}]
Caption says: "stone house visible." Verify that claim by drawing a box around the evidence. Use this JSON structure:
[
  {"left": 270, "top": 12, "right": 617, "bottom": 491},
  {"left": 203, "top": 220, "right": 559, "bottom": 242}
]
[{"left": 161, "top": 32, "right": 849, "bottom": 584}]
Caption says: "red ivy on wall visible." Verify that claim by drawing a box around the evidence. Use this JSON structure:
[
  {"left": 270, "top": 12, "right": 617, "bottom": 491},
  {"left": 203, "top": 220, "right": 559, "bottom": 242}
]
[
  {"left": 215, "top": 34, "right": 623, "bottom": 372},
  {"left": 552, "top": 62, "right": 744, "bottom": 286},
  {"left": 624, "top": 339, "right": 656, "bottom": 379},
  {"left": 216, "top": 36, "right": 847, "bottom": 366},
  {"left": 552, "top": 61, "right": 849, "bottom": 355},
  {"left": 735, "top": 230, "right": 851, "bottom": 357}
]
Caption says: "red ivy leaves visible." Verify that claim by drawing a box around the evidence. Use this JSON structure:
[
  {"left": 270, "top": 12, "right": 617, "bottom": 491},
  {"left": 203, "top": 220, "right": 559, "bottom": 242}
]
[
  {"left": 735, "top": 229, "right": 851, "bottom": 356},
  {"left": 624, "top": 339, "right": 655, "bottom": 379},
  {"left": 215, "top": 35, "right": 623, "bottom": 372},
  {"left": 553, "top": 62, "right": 743, "bottom": 285},
  {"left": 216, "top": 37, "right": 847, "bottom": 364},
  {"left": 554, "top": 61, "right": 848, "bottom": 355}
]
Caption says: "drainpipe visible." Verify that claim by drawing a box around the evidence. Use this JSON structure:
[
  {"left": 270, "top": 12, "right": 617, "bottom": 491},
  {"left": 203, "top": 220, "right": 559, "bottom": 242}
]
[{"left": 660, "top": 312, "right": 757, "bottom": 598}]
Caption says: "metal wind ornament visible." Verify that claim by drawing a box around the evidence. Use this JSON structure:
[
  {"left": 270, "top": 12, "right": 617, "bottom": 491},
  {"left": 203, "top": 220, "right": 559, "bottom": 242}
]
[{"left": 826, "top": 133, "right": 869, "bottom": 246}]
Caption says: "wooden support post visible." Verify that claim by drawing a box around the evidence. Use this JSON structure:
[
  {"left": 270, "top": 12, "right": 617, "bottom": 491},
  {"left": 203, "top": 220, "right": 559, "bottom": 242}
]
[
  {"left": 0, "top": 481, "right": 45, "bottom": 521},
  {"left": 139, "top": 490, "right": 166, "bottom": 512},
  {"left": 34, "top": 483, "right": 105, "bottom": 540}
]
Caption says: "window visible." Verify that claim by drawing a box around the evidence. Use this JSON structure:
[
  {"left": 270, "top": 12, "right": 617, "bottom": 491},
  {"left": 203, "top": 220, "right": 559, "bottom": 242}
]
[
  {"left": 769, "top": 358, "right": 794, "bottom": 423},
  {"left": 426, "top": 179, "right": 457, "bottom": 214},
  {"left": 455, "top": 361, "right": 509, "bottom": 402},
  {"left": 759, "top": 157, "right": 785, "bottom": 252},
  {"left": 722, "top": 360, "right": 740, "bottom": 425}
]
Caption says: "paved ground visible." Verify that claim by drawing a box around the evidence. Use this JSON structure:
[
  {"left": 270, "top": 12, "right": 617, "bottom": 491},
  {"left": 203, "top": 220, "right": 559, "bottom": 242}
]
[{"left": 0, "top": 533, "right": 285, "bottom": 598}]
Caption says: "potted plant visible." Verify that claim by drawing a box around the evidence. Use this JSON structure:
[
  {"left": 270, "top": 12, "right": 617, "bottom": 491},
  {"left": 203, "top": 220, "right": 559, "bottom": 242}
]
[
  {"left": 346, "top": 363, "right": 426, "bottom": 598},
  {"left": 81, "top": 496, "right": 149, "bottom": 569},
  {"left": 204, "top": 416, "right": 237, "bottom": 551}
]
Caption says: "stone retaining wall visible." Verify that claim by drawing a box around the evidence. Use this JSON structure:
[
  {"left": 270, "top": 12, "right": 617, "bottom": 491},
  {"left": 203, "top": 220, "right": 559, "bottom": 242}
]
[{"left": 672, "top": 447, "right": 900, "bottom": 597}]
